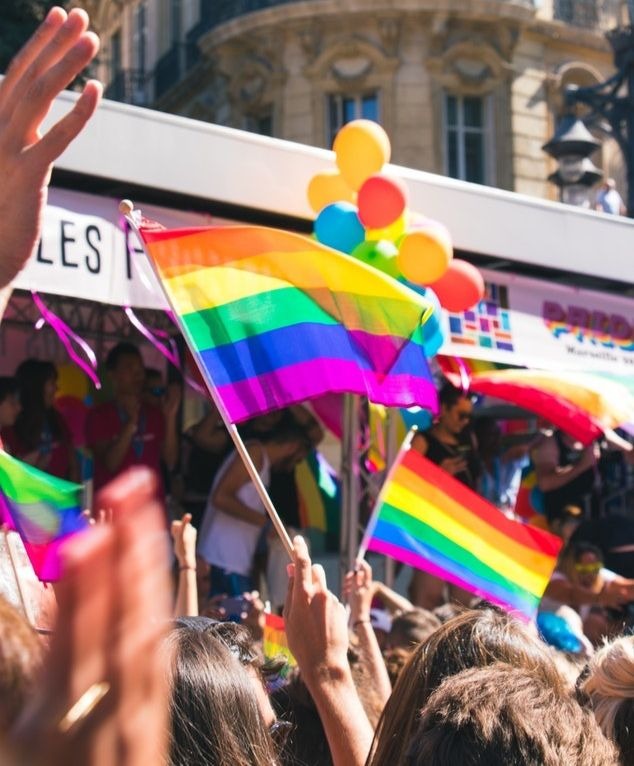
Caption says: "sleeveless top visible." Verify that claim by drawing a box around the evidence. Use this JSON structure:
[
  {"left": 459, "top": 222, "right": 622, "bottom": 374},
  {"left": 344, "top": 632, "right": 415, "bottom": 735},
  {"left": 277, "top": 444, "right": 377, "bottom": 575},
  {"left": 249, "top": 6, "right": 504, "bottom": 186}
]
[
  {"left": 542, "top": 431, "right": 597, "bottom": 520},
  {"left": 424, "top": 431, "right": 478, "bottom": 489},
  {"left": 197, "top": 443, "right": 271, "bottom": 577}
]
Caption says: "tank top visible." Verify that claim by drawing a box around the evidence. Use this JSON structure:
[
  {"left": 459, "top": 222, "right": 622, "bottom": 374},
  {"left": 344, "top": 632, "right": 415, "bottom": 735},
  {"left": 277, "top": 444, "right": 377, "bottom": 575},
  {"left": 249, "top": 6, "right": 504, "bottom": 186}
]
[
  {"left": 197, "top": 444, "right": 270, "bottom": 577},
  {"left": 424, "top": 431, "right": 477, "bottom": 489},
  {"left": 543, "top": 431, "right": 597, "bottom": 520}
]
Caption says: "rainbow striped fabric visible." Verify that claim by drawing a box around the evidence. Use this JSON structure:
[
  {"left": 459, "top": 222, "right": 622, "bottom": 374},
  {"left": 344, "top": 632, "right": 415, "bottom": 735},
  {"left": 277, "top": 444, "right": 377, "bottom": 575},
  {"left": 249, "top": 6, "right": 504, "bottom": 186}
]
[
  {"left": 138, "top": 223, "right": 440, "bottom": 423},
  {"left": 296, "top": 449, "right": 341, "bottom": 553},
  {"left": 363, "top": 441, "right": 562, "bottom": 617},
  {"left": 0, "top": 450, "right": 86, "bottom": 581}
]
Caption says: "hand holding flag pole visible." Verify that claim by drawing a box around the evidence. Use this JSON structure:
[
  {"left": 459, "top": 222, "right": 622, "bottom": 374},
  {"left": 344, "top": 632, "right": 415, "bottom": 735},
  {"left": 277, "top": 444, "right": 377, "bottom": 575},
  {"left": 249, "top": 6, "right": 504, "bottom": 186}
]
[{"left": 119, "top": 200, "right": 294, "bottom": 558}]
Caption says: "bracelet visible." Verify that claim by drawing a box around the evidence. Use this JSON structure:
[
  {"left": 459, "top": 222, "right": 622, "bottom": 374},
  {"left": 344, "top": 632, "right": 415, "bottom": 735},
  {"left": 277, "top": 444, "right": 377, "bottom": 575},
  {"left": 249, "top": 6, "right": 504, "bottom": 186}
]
[
  {"left": 352, "top": 619, "right": 371, "bottom": 628},
  {"left": 179, "top": 565, "right": 196, "bottom": 572}
]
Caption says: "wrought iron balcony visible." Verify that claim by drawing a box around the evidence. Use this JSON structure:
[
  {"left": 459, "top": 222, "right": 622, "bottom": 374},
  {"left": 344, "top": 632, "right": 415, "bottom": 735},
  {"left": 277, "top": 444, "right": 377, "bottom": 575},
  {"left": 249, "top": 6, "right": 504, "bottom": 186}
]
[
  {"left": 553, "top": 0, "right": 624, "bottom": 30},
  {"left": 153, "top": 43, "right": 199, "bottom": 99},
  {"left": 104, "top": 69, "right": 149, "bottom": 106}
]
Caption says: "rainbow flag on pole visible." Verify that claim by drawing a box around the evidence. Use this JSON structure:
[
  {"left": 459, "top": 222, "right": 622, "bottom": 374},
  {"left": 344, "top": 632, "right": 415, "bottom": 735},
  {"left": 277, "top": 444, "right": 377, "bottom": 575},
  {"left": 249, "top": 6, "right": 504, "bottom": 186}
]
[
  {"left": 361, "top": 435, "right": 562, "bottom": 618},
  {"left": 137, "top": 222, "right": 440, "bottom": 422},
  {"left": 263, "top": 612, "right": 296, "bottom": 671},
  {"left": 0, "top": 450, "right": 86, "bottom": 581}
]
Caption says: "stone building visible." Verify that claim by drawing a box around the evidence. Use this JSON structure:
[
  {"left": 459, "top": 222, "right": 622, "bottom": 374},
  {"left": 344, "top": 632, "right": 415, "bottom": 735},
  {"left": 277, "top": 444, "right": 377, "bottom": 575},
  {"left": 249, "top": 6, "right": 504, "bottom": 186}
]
[{"left": 82, "top": 0, "right": 628, "bottom": 202}]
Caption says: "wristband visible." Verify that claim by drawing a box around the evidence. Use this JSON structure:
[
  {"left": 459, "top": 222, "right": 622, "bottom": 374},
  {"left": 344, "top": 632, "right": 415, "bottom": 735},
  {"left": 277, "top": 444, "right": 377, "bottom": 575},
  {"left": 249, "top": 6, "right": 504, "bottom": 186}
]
[
  {"left": 179, "top": 565, "right": 196, "bottom": 572},
  {"left": 352, "top": 619, "right": 371, "bottom": 628}
]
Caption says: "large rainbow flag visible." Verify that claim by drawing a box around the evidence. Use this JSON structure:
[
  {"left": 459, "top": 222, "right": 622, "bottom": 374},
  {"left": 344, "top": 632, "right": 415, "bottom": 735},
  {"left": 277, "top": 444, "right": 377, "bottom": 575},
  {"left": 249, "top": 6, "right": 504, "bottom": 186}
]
[
  {"left": 137, "top": 222, "right": 440, "bottom": 422},
  {"left": 0, "top": 450, "right": 86, "bottom": 581},
  {"left": 362, "top": 437, "right": 562, "bottom": 617}
]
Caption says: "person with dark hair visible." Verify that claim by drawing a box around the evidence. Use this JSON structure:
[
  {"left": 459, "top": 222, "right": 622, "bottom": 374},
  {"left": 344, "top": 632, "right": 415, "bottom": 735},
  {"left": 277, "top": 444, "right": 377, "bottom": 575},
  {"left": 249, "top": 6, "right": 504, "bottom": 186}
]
[
  {"left": 409, "top": 381, "right": 479, "bottom": 608},
  {"left": 367, "top": 606, "right": 566, "bottom": 766},
  {"left": 3, "top": 359, "right": 78, "bottom": 480},
  {"left": 197, "top": 425, "right": 311, "bottom": 597},
  {"left": 406, "top": 663, "right": 618, "bottom": 765},
  {"left": 85, "top": 342, "right": 180, "bottom": 495},
  {"left": 388, "top": 608, "right": 441, "bottom": 651},
  {"left": 0, "top": 377, "right": 20, "bottom": 436}
]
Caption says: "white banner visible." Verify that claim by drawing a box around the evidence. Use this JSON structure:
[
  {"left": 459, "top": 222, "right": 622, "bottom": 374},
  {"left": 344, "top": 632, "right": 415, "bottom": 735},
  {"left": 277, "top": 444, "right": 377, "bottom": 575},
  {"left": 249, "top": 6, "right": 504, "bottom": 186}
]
[
  {"left": 440, "top": 268, "right": 634, "bottom": 374},
  {"left": 12, "top": 188, "right": 216, "bottom": 310}
]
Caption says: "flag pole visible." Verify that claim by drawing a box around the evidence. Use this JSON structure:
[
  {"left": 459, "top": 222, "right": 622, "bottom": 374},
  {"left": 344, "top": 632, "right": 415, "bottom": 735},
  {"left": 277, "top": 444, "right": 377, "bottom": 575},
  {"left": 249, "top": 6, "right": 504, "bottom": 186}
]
[
  {"left": 120, "top": 201, "right": 294, "bottom": 558},
  {"left": 357, "top": 427, "right": 418, "bottom": 562}
]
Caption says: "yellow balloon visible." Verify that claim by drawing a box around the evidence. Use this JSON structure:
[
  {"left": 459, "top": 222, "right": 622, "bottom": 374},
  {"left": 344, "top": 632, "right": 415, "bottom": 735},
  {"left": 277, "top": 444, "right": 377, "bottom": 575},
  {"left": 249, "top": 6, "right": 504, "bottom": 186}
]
[
  {"left": 366, "top": 210, "right": 408, "bottom": 242},
  {"left": 397, "top": 222, "right": 453, "bottom": 285},
  {"left": 334, "top": 120, "right": 391, "bottom": 191},
  {"left": 307, "top": 171, "right": 355, "bottom": 213}
]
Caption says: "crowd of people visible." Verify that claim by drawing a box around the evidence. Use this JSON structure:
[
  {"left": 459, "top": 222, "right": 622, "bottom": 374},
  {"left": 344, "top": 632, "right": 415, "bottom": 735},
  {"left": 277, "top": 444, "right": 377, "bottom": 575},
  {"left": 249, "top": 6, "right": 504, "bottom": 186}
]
[{"left": 3, "top": 9, "right": 634, "bottom": 765}]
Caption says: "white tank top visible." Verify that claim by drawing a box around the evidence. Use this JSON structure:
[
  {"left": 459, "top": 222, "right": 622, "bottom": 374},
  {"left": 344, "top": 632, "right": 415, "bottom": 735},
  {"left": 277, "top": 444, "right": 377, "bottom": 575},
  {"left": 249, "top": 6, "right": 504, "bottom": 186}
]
[{"left": 197, "top": 443, "right": 270, "bottom": 577}]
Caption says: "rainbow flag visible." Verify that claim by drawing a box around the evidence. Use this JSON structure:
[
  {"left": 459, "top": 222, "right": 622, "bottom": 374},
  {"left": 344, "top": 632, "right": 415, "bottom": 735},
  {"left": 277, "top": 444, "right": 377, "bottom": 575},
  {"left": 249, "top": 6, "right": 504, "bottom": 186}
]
[
  {"left": 362, "top": 437, "right": 562, "bottom": 617},
  {"left": 296, "top": 449, "right": 340, "bottom": 552},
  {"left": 263, "top": 613, "right": 296, "bottom": 671},
  {"left": 137, "top": 222, "right": 440, "bottom": 423},
  {"left": 0, "top": 450, "right": 86, "bottom": 581}
]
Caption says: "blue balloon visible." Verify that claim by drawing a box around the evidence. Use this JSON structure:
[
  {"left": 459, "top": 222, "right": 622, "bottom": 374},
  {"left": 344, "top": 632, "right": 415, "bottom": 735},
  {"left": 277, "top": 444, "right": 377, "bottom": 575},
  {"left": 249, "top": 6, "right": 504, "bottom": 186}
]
[
  {"left": 536, "top": 612, "right": 583, "bottom": 654},
  {"left": 314, "top": 202, "right": 365, "bottom": 254},
  {"left": 401, "top": 407, "right": 433, "bottom": 431},
  {"left": 398, "top": 279, "right": 446, "bottom": 355}
]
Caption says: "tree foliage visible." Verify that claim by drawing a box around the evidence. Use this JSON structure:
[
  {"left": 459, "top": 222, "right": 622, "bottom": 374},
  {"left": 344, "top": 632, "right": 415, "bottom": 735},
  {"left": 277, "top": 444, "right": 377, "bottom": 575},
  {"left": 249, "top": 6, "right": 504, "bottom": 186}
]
[{"left": 0, "top": 0, "right": 68, "bottom": 73}]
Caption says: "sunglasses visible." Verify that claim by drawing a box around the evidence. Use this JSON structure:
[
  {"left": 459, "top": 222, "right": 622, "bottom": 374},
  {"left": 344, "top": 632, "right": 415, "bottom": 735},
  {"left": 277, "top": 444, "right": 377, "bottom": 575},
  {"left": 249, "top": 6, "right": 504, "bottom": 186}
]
[{"left": 574, "top": 562, "right": 602, "bottom": 575}]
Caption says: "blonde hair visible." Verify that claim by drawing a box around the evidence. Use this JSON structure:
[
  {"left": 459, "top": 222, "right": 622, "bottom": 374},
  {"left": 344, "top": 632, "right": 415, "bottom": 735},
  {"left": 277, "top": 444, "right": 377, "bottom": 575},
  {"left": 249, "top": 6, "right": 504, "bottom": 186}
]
[{"left": 581, "top": 636, "right": 634, "bottom": 764}]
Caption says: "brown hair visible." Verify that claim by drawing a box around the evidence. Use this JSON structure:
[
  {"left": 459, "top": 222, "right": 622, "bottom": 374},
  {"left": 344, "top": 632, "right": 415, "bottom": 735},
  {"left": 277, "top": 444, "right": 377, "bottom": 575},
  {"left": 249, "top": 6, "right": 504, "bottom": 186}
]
[
  {"left": 388, "top": 609, "right": 441, "bottom": 650},
  {"left": 0, "top": 596, "right": 43, "bottom": 730},
  {"left": 164, "top": 619, "right": 277, "bottom": 766},
  {"left": 580, "top": 636, "right": 634, "bottom": 766},
  {"left": 407, "top": 663, "right": 618, "bottom": 765},
  {"left": 367, "top": 606, "right": 565, "bottom": 766}
]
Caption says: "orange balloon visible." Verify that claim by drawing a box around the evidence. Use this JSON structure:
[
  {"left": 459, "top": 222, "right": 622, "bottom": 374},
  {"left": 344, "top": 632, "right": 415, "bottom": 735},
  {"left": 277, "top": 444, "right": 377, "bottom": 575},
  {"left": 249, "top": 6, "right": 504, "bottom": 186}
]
[
  {"left": 429, "top": 260, "right": 485, "bottom": 313},
  {"left": 334, "top": 120, "right": 391, "bottom": 191},
  {"left": 307, "top": 171, "right": 355, "bottom": 212},
  {"left": 397, "top": 222, "right": 453, "bottom": 285}
]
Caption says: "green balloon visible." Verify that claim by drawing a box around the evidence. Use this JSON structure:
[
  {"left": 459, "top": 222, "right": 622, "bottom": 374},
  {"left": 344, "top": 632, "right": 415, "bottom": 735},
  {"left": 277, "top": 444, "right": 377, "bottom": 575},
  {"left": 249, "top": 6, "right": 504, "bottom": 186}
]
[{"left": 351, "top": 240, "right": 400, "bottom": 279}]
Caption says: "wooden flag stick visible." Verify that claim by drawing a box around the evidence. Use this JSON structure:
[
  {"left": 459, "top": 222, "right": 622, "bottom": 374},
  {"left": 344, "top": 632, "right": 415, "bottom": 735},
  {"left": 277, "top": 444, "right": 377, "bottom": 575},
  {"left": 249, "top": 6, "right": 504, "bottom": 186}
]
[{"left": 120, "top": 201, "right": 294, "bottom": 558}]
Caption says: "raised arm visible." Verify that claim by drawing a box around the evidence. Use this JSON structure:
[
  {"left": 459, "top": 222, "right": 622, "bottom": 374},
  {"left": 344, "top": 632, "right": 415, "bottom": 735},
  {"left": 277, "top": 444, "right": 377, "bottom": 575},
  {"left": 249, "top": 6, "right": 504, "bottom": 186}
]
[{"left": 171, "top": 513, "right": 198, "bottom": 617}]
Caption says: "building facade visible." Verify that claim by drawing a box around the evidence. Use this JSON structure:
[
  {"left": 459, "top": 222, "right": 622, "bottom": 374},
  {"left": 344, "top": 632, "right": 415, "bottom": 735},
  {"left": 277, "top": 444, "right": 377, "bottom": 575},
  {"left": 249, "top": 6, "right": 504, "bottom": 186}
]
[{"left": 82, "top": 0, "right": 628, "bottom": 201}]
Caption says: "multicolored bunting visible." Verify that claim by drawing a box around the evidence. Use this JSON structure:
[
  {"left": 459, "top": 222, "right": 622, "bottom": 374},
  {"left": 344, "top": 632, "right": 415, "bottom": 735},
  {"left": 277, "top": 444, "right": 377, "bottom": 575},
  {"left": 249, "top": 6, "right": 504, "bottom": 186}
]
[
  {"left": 0, "top": 450, "right": 86, "bottom": 581},
  {"left": 362, "top": 436, "right": 562, "bottom": 618},
  {"left": 136, "top": 221, "right": 440, "bottom": 423}
]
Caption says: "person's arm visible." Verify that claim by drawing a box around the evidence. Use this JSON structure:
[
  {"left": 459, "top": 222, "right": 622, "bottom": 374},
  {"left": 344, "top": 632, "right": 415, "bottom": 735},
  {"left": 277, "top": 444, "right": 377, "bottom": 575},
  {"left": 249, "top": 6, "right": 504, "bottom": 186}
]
[
  {"left": 343, "top": 560, "right": 392, "bottom": 706},
  {"left": 92, "top": 408, "right": 138, "bottom": 475},
  {"left": 533, "top": 438, "right": 596, "bottom": 492},
  {"left": 171, "top": 513, "right": 198, "bottom": 617},
  {"left": 373, "top": 581, "right": 414, "bottom": 615},
  {"left": 161, "top": 383, "right": 181, "bottom": 471},
  {"left": 285, "top": 536, "right": 373, "bottom": 766},
  {"left": 211, "top": 447, "right": 267, "bottom": 527},
  {"left": 288, "top": 404, "right": 324, "bottom": 446},
  {"left": 0, "top": 7, "right": 101, "bottom": 291},
  {"left": 542, "top": 575, "right": 627, "bottom": 609}
]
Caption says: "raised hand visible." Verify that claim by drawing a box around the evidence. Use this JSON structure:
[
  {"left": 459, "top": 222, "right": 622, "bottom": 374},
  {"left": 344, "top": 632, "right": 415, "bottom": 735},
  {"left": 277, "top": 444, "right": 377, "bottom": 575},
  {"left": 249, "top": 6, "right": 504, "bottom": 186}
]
[{"left": 0, "top": 7, "right": 102, "bottom": 289}]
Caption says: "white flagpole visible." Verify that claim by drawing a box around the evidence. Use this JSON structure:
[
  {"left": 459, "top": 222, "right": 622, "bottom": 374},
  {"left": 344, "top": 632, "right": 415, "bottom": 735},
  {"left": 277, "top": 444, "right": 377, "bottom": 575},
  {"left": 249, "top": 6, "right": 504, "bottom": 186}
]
[
  {"left": 120, "top": 201, "right": 294, "bottom": 558},
  {"left": 356, "top": 426, "right": 418, "bottom": 562}
]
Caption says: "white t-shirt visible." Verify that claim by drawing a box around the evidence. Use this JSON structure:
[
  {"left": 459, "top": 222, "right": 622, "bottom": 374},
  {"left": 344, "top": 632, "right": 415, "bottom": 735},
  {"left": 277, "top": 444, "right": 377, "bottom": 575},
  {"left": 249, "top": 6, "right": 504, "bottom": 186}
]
[{"left": 197, "top": 444, "right": 270, "bottom": 577}]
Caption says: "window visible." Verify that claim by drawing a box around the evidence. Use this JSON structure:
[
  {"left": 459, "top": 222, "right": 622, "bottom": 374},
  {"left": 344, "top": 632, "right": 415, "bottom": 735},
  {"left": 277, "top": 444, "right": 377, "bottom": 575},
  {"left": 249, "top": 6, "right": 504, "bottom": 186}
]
[
  {"left": 109, "top": 30, "right": 121, "bottom": 81},
  {"left": 444, "top": 93, "right": 490, "bottom": 185},
  {"left": 327, "top": 92, "right": 379, "bottom": 147},
  {"left": 245, "top": 111, "right": 273, "bottom": 137},
  {"left": 171, "top": 0, "right": 182, "bottom": 44},
  {"left": 133, "top": 3, "right": 147, "bottom": 74}
]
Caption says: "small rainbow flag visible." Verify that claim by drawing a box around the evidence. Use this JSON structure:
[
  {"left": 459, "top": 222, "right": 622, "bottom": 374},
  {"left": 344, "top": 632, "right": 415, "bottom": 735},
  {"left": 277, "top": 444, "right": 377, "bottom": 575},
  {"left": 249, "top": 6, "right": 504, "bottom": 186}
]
[
  {"left": 362, "top": 436, "right": 562, "bottom": 617},
  {"left": 263, "top": 613, "right": 296, "bottom": 671},
  {"left": 137, "top": 222, "right": 440, "bottom": 423},
  {"left": 296, "top": 449, "right": 341, "bottom": 553},
  {"left": 0, "top": 450, "right": 86, "bottom": 581}
]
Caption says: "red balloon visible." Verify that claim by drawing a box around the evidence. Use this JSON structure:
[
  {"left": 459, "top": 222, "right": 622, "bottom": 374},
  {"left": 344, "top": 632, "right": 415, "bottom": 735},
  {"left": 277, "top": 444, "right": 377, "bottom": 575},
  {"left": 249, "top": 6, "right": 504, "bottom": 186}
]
[
  {"left": 429, "top": 259, "right": 484, "bottom": 313},
  {"left": 357, "top": 175, "right": 408, "bottom": 229}
]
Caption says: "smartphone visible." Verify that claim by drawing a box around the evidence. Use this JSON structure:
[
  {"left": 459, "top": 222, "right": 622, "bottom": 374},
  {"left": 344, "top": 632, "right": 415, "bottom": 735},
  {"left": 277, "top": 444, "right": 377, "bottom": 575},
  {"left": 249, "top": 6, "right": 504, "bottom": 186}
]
[
  {"left": 220, "top": 596, "right": 248, "bottom": 622},
  {"left": 454, "top": 445, "right": 471, "bottom": 456}
]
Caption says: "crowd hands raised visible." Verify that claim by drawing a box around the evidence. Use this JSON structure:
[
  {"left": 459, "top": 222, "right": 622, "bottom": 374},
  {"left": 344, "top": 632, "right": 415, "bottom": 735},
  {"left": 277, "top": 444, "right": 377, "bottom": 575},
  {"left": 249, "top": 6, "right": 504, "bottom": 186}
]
[{"left": 5, "top": 10, "right": 634, "bottom": 766}]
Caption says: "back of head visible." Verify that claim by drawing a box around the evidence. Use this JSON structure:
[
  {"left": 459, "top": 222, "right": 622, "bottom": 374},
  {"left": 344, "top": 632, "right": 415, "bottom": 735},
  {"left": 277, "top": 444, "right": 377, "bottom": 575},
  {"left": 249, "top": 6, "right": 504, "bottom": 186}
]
[
  {"left": 407, "top": 663, "right": 617, "bottom": 766},
  {"left": 368, "top": 607, "right": 564, "bottom": 766},
  {"left": 581, "top": 636, "right": 634, "bottom": 765},
  {"left": 164, "top": 620, "right": 276, "bottom": 766},
  {"left": 389, "top": 608, "right": 441, "bottom": 650},
  {"left": 0, "top": 596, "right": 42, "bottom": 731},
  {"left": 105, "top": 341, "right": 141, "bottom": 371},
  {"left": 0, "top": 376, "right": 18, "bottom": 404}
]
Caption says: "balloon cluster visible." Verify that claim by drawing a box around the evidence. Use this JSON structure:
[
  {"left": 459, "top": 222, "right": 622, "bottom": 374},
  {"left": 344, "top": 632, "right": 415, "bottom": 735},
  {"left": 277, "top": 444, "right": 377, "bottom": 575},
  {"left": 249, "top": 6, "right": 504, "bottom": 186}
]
[{"left": 307, "top": 120, "right": 484, "bottom": 314}]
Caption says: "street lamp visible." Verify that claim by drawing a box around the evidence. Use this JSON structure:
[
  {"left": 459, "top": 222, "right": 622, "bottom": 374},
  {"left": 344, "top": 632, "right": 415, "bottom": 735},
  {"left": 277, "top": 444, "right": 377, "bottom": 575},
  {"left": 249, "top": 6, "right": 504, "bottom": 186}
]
[
  {"left": 543, "top": 115, "right": 603, "bottom": 208},
  {"left": 543, "top": 16, "right": 634, "bottom": 217}
]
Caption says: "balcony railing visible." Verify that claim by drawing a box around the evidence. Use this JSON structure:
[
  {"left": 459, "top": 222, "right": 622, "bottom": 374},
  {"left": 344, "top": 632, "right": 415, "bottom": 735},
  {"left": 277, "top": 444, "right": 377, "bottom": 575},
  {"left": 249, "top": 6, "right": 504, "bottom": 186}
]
[
  {"left": 104, "top": 69, "right": 149, "bottom": 106},
  {"left": 153, "top": 43, "right": 198, "bottom": 99},
  {"left": 553, "top": 0, "right": 624, "bottom": 30}
]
